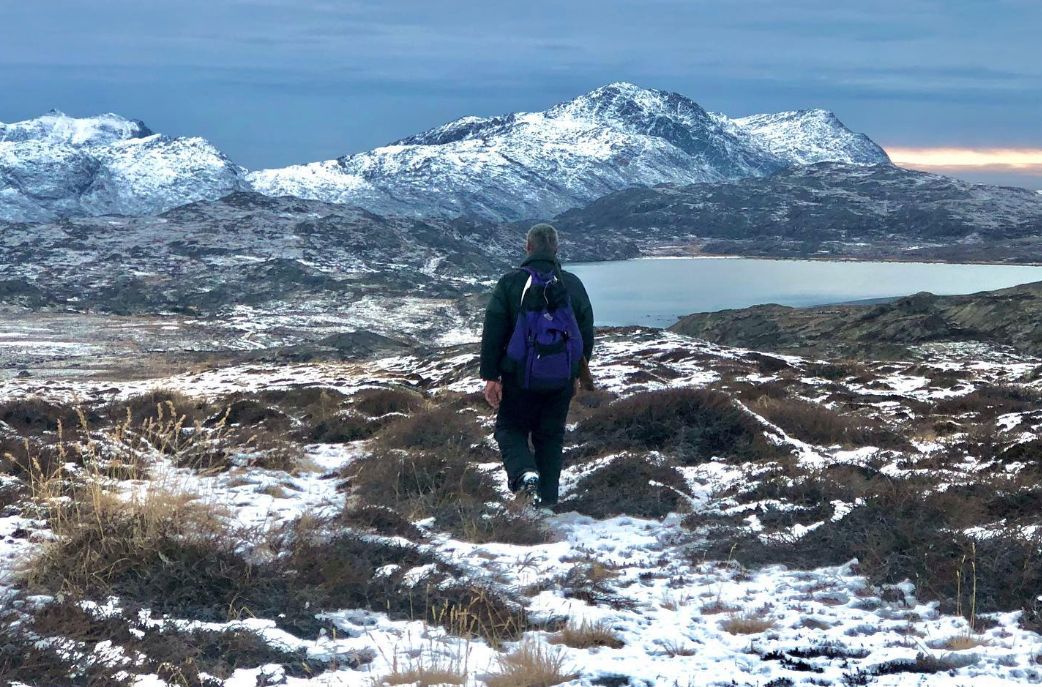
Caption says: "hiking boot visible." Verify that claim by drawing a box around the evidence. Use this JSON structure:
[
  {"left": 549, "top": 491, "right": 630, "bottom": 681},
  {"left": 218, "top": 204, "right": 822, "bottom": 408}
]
[{"left": 519, "top": 471, "right": 540, "bottom": 503}]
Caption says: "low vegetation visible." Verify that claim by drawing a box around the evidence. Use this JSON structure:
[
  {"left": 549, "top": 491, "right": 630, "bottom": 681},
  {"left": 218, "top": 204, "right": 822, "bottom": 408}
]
[
  {"left": 720, "top": 611, "right": 777, "bottom": 635},
  {"left": 486, "top": 641, "right": 577, "bottom": 687},
  {"left": 563, "top": 453, "right": 692, "bottom": 519},
  {"left": 571, "top": 387, "right": 783, "bottom": 464},
  {"left": 752, "top": 396, "right": 908, "bottom": 449},
  {"left": 6, "top": 335, "right": 1042, "bottom": 682},
  {"left": 552, "top": 619, "right": 625, "bottom": 649}
]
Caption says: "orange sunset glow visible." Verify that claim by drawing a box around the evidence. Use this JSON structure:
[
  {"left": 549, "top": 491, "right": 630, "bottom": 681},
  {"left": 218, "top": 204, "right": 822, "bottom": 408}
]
[{"left": 886, "top": 147, "right": 1042, "bottom": 175}]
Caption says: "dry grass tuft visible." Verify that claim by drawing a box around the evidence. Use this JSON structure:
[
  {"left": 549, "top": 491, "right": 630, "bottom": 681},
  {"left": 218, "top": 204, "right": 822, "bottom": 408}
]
[
  {"left": 658, "top": 639, "right": 698, "bottom": 657},
  {"left": 720, "top": 611, "right": 777, "bottom": 635},
  {"left": 486, "top": 641, "right": 577, "bottom": 687},
  {"left": 551, "top": 619, "right": 624, "bottom": 649},
  {"left": 106, "top": 389, "right": 214, "bottom": 426},
  {"left": 942, "top": 633, "right": 990, "bottom": 651},
  {"left": 23, "top": 478, "right": 233, "bottom": 602}
]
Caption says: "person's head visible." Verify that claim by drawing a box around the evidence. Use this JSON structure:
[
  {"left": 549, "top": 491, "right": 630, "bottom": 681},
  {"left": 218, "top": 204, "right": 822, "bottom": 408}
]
[{"left": 526, "top": 223, "right": 559, "bottom": 257}]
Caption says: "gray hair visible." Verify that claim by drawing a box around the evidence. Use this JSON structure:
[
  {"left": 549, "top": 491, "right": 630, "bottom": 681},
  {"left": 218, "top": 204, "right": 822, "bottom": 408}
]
[{"left": 526, "top": 223, "right": 559, "bottom": 255}]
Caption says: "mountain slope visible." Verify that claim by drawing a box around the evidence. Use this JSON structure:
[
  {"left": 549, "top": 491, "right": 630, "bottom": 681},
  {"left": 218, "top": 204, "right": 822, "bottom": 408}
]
[
  {"left": 0, "top": 110, "right": 250, "bottom": 221},
  {"left": 249, "top": 82, "right": 890, "bottom": 221},
  {"left": 0, "top": 191, "right": 635, "bottom": 317},
  {"left": 554, "top": 162, "right": 1042, "bottom": 258}
]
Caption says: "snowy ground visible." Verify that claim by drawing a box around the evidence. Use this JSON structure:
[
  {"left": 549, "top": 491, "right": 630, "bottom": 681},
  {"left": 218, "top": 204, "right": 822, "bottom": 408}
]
[{"left": 2, "top": 329, "right": 1042, "bottom": 686}]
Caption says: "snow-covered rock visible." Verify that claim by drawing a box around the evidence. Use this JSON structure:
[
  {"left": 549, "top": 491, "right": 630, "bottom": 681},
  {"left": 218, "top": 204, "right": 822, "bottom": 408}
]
[
  {"left": 728, "top": 108, "right": 888, "bottom": 167},
  {"left": 0, "top": 110, "right": 249, "bottom": 221},
  {"left": 251, "top": 82, "right": 890, "bottom": 221}
]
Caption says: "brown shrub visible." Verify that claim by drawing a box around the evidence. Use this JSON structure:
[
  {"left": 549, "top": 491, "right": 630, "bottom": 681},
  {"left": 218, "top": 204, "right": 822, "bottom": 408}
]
[
  {"left": 253, "top": 387, "right": 373, "bottom": 443},
  {"left": 572, "top": 388, "right": 781, "bottom": 464},
  {"left": 374, "top": 406, "right": 484, "bottom": 452},
  {"left": 340, "top": 504, "right": 426, "bottom": 540},
  {"left": 285, "top": 530, "right": 527, "bottom": 642},
  {"left": 752, "top": 397, "right": 908, "bottom": 449},
  {"left": 24, "top": 601, "right": 338, "bottom": 684},
  {"left": 348, "top": 449, "right": 550, "bottom": 545},
  {"left": 257, "top": 386, "right": 349, "bottom": 416},
  {"left": 217, "top": 396, "right": 293, "bottom": 432},
  {"left": 350, "top": 449, "right": 497, "bottom": 513},
  {"left": 24, "top": 485, "right": 246, "bottom": 618},
  {"left": 933, "top": 384, "right": 1042, "bottom": 417},
  {"left": 560, "top": 561, "right": 632, "bottom": 610},
  {"left": 354, "top": 387, "right": 426, "bottom": 417},
  {"left": 564, "top": 453, "right": 692, "bottom": 519},
  {"left": 0, "top": 397, "right": 87, "bottom": 438},
  {"left": 802, "top": 360, "right": 867, "bottom": 382},
  {"left": 25, "top": 482, "right": 525, "bottom": 642},
  {"left": 106, "top": 389, "right": 215, "bottom": 426},
  {"left": 299, "top": 411, "right": 377, "bottom": 443},
  {"left": 0, "top": 609, "right": 131, "bottom": 686},
  {"left": 727, "top": 378, "right": 791, "bottom": 403},
  {"left": 700, "top": 477, "right": 1042, "bottom": 627},
  {"left": 567, "top": 388, "right": 619, "bottom": 424},
  {"left": 747, "top": 352, "right": 791, "bottom": 374}
]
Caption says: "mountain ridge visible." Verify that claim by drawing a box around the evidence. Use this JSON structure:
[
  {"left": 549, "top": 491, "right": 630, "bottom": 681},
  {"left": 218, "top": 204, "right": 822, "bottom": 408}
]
[
  {"left": 1, "top": 82, "right": 889, "bottom": 223},
  {"left": 250, "top": 82, "right": 889, "bottom": 221}
]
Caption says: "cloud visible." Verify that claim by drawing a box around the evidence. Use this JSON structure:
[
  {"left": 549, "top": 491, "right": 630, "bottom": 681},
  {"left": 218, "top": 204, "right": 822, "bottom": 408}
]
[{"left": 887, "top": 147, "right": 1042, "bottom": 176}]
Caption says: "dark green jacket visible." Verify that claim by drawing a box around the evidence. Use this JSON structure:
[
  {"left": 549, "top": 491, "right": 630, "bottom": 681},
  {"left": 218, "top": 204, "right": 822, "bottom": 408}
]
[{"left": 479, "top": 251, "right": 595, "bottom": 381}]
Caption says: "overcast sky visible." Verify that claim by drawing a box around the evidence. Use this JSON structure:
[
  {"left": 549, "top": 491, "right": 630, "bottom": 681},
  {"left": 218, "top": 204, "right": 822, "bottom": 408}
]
[{"left": 1, "top": 0, "right": 1039, "bottom": 186}]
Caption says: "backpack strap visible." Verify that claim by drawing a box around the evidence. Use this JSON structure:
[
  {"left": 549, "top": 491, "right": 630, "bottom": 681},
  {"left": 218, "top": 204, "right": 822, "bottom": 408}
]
[
  {"left": 518, "top": 266, "right": 561, "bottom": 309},
  {"left": 519, "top": 272, "right": 534, "bottom": 308}
]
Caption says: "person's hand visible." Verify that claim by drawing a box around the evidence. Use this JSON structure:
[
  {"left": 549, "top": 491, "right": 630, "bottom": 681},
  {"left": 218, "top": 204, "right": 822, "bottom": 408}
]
[{"left": 483, "top": 380, "right": 503, "bottom": 410}]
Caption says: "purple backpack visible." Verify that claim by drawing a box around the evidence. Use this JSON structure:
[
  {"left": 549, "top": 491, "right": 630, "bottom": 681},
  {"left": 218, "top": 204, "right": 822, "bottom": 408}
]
[{"left": 505, "top": 267, "right": 584, "bottom": 391}]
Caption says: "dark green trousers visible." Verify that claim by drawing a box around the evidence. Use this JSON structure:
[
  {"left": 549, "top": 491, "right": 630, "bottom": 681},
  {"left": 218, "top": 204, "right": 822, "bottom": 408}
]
[{"left": 493, "top": 381, "right": 573, "bottom": 505}]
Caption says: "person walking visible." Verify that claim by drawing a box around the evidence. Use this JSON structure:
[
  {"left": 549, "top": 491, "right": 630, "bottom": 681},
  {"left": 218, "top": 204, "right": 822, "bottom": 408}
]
[{"left": 479, "top": 223, "right": 594, "bottom": 508}]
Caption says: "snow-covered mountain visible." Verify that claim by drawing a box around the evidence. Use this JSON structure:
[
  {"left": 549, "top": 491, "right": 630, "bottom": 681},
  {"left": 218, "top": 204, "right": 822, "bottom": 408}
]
[
  {"left": 250, "top": 82, "right": 890, "bottom": 221},
  {"left": 0, "top": 85, "right": 889, "bottom": 223},
  {"left": 0, "top": 110, "right": 249, "bottom": 222}
]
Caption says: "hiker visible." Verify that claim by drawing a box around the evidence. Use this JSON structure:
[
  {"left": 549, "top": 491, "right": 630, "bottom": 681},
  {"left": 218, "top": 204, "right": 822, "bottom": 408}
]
[{"left": 479, "top": 223, "right": 594, "bottom": 508}]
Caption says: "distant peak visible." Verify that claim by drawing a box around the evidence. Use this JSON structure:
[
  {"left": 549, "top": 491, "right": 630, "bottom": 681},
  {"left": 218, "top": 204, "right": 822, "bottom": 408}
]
[
  {"left": 0, "top": 111, "right": 153, "bottom": 146},
  {"left": 589, "top": 81, "right": 649, "bottom": 94},
  {"left": 552, "top": 81, "right": 710, "bottom": 125}
]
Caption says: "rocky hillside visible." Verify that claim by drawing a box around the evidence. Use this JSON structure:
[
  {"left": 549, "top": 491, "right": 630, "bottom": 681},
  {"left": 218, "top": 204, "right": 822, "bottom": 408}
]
[
  {"left": 0, "top": 110, "right": 249, "bottom": 221},
  {"left": 250, "top": 82, "right": 889, "bottom": 221},
  {"left": 556, "top": 162, "right": 1042, "bottom": 260},
  {"left": 670, "top": 280, "right": 1042, "bottom": 358},
  {"left": 0, "top": 192, "right": 635, "bottom": 320}
]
